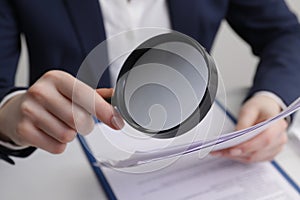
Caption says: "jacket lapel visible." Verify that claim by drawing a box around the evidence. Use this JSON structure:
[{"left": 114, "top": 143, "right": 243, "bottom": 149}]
[
  {"left": 64, "top": 0, "right": 202, "bottom": 54},
  {"left": 63, "top": 0, "right": 110, "bottom": 87},
  {"left": 167, "top": 0, "right": 199, "bottom": 41},
  {"left": 63, "top": 0, "right": 202, "bottom": 87},
  {"left": 63, "top": 0, "right": 106, "bottom": 55}
]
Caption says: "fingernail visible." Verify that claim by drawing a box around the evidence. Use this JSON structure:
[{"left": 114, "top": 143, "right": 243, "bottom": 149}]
[
  {"left": 111, "top": 115, "right": 124, "bottom": 129},
  {"left": 229, "top": 149, "right": 242, "bottom": 156}
]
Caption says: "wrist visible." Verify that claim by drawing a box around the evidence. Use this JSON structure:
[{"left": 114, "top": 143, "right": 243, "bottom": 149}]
[{"left": 0, "top": 92, "right": 25, "bottom": 144}]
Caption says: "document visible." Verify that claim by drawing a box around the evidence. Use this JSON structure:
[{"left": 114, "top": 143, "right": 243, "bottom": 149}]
[
  {"left": 101, "top": 155, "right": 299, "bottom": 200},
  {"left": 81, "top": 98, "right": 300, "bottom": 200},
  {"left": 85, "top": 97, "right": 300, "bottom": 168}
]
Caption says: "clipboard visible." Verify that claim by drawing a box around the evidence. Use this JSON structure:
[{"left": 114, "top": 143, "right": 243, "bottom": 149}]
[{"left": 78, "top": 102, "right": 300, "bottom": 200}]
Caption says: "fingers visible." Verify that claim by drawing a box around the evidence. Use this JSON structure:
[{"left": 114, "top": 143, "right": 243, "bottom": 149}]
[
  {"left": 20, "top": 99, "right": 77, "bottom": 143},
  {"left": 27, "top": 84, "right": 94, "bottom": 135},
  {"left": 96, "top": 88, "right": 114, "bottom": 99},
  {"left": 236, "top": 95, "right": 282, "bottom": 130},
  {"left": 215, "top": 130, "right": 287, "bottom": 163},
  {"left": 235, "top": 103, "right": 260, "bottom": 130},
  {"left": 211, "top": 95, "right": 288, "bottom": 163},
  {"left": 46, "top": 71, "right": 123, "bottom": 129},
  {"left": 16, "top": 118, "right": 67, "bottom": 154},
  {"left": 95, "top": 88, "right": 124, "bottom": 129},
  {"left": 221, "top": 119, "right": 287, "bottom": 156},
  {"left": 0, "top": 70, "right": 123, "bottom": 155},
  {"left": 224, "top": 134, "right": 287, "bottom": 163},
  {"left": 212, "top": 120, "right": 288, "bottom": 162},
  {"left": 252, "top": 135, "right": 286, "bottom": 162}
]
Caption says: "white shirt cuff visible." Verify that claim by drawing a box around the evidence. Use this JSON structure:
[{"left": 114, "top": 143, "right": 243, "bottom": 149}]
[
  {"left": 254, "top": 91, "right": 287, "bottom": 109},
  {"left": 0, "top": 140, "right": 29, "bottom": 150},
  {"left": 0, "top": 90, "right": 27, "bottom": 108}
]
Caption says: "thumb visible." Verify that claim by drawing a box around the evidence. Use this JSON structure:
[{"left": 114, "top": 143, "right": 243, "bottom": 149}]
[
  {"left": 95, "top": 88, "right": 124, "bottom": 130},
  {"left": 236, "top": 104, "right": 260, "bottom": 131},
  {"left": 96, "top": 88, "right": 114, "bottom": 99}
]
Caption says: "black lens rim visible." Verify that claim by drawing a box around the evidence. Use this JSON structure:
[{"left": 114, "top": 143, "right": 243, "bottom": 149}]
[{"left": 112, "top": 32, "right": 218, "bottom": 138}]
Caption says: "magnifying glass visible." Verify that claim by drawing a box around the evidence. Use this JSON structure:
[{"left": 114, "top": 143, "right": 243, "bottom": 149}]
[{"left": 110, "top": 32, "right": 218, "bottom": 139}]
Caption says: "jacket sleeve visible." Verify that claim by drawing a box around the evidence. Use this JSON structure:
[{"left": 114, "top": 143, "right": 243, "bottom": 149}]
[
  {"left": 0, "top": 0, "right": 23, "bottom": 102},
  {"left": 0, "top": 1, "right": 35, "bottom": 164},
  {"left": 226, "top": 0, "right": 300, "bottom": 105}
]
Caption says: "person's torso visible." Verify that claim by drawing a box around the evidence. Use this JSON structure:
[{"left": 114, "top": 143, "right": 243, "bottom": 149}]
[{"left": 11, "top": 0, "right": 228, "bottom": 85}]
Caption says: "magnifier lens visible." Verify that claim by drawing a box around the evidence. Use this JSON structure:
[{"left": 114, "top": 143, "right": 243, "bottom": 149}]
[{"left": 112, "top": 33, "right": 217, "bottom": 138}]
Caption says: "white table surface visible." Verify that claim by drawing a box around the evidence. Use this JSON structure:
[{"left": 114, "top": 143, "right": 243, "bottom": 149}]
[{"left": 0, "top": 88, "right": 299, "bottom": 200}]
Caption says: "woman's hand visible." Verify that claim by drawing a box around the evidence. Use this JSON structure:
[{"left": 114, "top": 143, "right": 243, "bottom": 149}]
[
  {"left": 211, "top": 95, "right": 288, "bottom": 163},
  {"left": 0, "top": 70, "right": 124, "bottom": 154}
]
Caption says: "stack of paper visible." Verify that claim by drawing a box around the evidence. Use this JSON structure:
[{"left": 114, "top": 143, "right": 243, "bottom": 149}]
[
  {"left": 84, "top": 98, "right": 300, "bottom": 169},
  {"left": 80, "top": 98, "right": 300, "bottom": 200}
]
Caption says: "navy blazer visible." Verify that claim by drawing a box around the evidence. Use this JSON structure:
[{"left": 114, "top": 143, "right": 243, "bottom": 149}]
[{"left": 0, "top": 0, "right": 300, "bottom": 105}]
